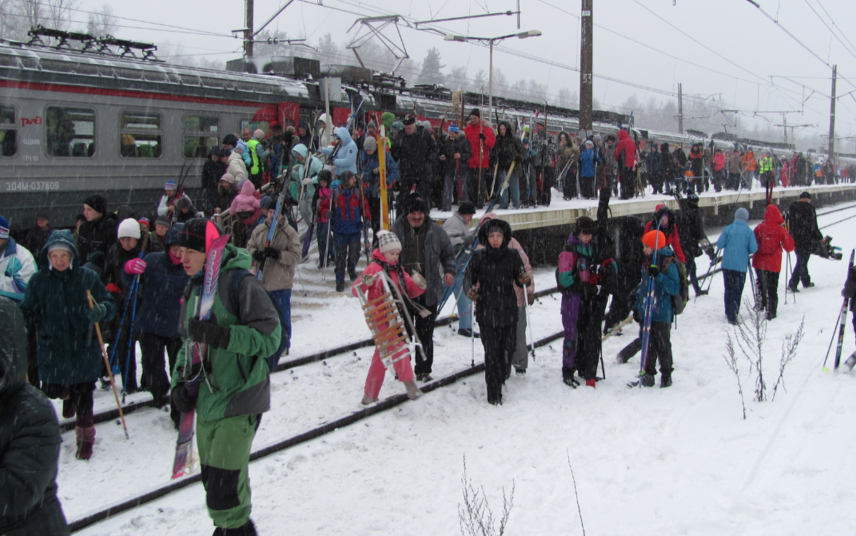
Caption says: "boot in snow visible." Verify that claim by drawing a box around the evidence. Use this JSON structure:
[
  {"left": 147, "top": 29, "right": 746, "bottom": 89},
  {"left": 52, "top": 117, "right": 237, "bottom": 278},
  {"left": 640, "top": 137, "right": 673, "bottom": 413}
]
[
  {"left": 585, "top": 378, "right": 596, "bottom": 388},
  {"left": 641, "top": 374, "right": 655, "bottom": 387},
  {"left": 213, "top": 520, "right": 257, "bottom": 536},
  {"left": 660, "top": 375, "right": 672, "bottom": 388},
  {"left": 843, "top": 352, "right": 856, "bottom": 371},
  {"left": 361, "top": 395, "right": 378, "bottom": 405},
  {"left": 404, "top": 380, "right": 423, "bottom": 400},
  {"left": 76, "top": 426, "right": 95, "bottom": 460}
]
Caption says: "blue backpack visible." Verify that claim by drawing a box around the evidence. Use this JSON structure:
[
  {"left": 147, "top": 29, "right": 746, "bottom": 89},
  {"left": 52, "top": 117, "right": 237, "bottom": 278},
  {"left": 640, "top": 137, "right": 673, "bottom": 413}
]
[{"left": 227, "top": 269, "right": 289, "bottom": 374}]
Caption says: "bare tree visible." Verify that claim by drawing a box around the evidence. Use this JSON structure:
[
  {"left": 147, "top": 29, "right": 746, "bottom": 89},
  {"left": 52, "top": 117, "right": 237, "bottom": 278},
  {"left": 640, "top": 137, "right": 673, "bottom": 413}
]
[
  {"left": 86, "top": 3, "right": 116, "bottom": 37},
  {"left": 458, "top": 456, "right": 514, "bottom": 536},
  {"left": 771, "top": 318, "right": 805, "bottom": 401}
]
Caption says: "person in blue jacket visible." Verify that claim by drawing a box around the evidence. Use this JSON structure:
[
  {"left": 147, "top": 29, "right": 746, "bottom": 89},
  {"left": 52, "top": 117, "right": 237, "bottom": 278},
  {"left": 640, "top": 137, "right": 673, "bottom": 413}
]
[
  {"left": 578, "top": 139, "right": 603, "bottom": 199},
  {"left": 330, "top": 171, "right": 371, "bottom": 292},
  {"left": 321, "top": 126, "right": 358, "bottom": 179},
  {"left": 633, "top": 230, "right": 681, "bottom": 387},
  {"left": 716, "top": 207, "right": 759, "bottom": 324},
  {"left": 360, "top": 136, "right": 399, "bottom": 238},
  {"left": 120, "top": 224, "right": 189, "bottom": 426}
]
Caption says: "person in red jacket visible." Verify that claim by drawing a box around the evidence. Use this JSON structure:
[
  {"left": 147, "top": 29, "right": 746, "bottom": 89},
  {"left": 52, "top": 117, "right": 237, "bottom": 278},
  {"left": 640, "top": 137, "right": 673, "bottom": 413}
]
[
  {"left": 643, "top": 205, "right": 686, "bottom": 263},
  {"left": 464, "top": 109, "right": 496, "bottom": 209},
  {"left": 752, "top": 204, "right": 795, "bottom": 320},
  {"left": 614, "top": 129, "right": 637, "bottom": 200}
]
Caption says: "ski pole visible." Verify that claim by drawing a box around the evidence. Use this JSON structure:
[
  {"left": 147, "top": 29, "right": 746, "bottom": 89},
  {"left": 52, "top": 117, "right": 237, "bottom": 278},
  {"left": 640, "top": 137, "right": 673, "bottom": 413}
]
[
  {"left": 122, "top": 278, "right": 140, "bottom": 402},
  {"left": 822, "top": 306, "right": 846, "bottom": 370},
  {"left": 295, "top": 263, "right": 308, "bottom": 297},
  {"left": 87, "top": 291, "right": 129, "bottom": 440},
  {"left": 470, "top": 300, "right": 476, "bottom": 368},
  {"left": 524, "top": 289, "right": 536, "bottom": 360}
]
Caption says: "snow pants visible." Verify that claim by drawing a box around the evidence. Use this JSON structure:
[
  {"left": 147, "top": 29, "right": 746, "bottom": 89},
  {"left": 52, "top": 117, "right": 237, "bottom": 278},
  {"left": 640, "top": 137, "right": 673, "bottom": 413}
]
[
  {"left": 619, "top": 166, "right": 636, "bottom": 200},
  {"left": 511, "top": 305, "right": 528, "bottom": 371},
  {"left": 410, "top": 297, "right": 438, "bottom": 375},
  {"left": 465, "top": 167, "right": 487, "bottom": 209},
  {"left": 723, "top": 269, "right": 747, "bottom": 323},
  {"left": 139, "top": 332, "right": 181, "bottom": 407},
  {"left": 754, "top": 268, "right": 780, "bottom": 319},
  {"left": 363, "top": 347, "right": 415, "bottom": 400},
  {"left": 499, "top": 168, "right": 521, "bottom": 209},
  {"left": 198, "top": 414, "right": 258, "bottom": 530},
  {"left": 478, "top": 322, "right": 516, "bottom": 405},
  {"left": 644, "top": 321, "right": 673, "bottom": 377},
  {"left": 335, "top": 231, "right": 361, "bottom": 284},
  {"left": 686, "top": 255, "right": 701, "bottom": 294},
  {"left": 316, "top": 221, "right": 334, "bottom": 268},
  {"left": 269, "top": 289, "right": 292, "bottom": 351},
  {"left": 442, "top": 169, "right": 459, "bottom": 212},
  {"left": 580, "top": 175, "right": 596, "bottom": 199},
  {"left": 109, "top": 306, "right": 138, "bottom": 393},
  {"left": 789, "top": 248, "right": 812, "bottom": 289},
  {"left": 561, "top": 292, "right": 582, "bottom": 372}
]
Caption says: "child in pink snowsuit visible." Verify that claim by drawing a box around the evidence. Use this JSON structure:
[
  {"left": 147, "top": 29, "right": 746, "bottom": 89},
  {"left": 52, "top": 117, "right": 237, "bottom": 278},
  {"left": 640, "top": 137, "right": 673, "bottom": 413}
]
[
  {"left": 352, "top": 230, "right": 426, "bottom": 404},
  {"left": 229, "top": 180, "right": 260, "bottom": 219}
]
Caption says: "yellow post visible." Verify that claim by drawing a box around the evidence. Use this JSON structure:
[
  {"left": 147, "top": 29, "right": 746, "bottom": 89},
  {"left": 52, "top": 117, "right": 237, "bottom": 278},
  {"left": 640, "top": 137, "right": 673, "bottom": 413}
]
[{"left": 378, "top": 126, "right": 389, "bottom": 230}]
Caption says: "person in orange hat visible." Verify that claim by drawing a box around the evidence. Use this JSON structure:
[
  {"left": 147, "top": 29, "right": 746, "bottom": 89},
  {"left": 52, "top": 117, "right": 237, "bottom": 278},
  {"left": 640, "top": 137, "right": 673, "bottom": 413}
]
[{"left": 632, "top": 229, "right": 681, "bottom": 387}]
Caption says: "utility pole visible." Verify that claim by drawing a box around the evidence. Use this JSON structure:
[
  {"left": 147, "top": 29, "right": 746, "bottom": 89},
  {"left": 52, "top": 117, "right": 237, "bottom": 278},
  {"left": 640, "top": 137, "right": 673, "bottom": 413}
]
[
  {"left": 244, "top": 0, "right": 254, "bottom": 58},
  {"left": 677, "top": 82, "right": 684, "bottom": 134},
  {"left": 782, "top": 113, "right": 787, "bottom": 144},
  {"left": 829, "top": 64, "right": 837, "bottom": 160},
  {"left": 579, "top": 0, "right": 593, "bottom": 133}
]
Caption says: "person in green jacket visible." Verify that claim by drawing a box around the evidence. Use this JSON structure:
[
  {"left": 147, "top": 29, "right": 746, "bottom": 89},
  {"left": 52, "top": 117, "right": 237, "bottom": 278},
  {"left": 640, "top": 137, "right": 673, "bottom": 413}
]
[
  {"left": 170, "top": 218, "right": 280, "bottom": 536},
  {"left": 19, "top": 230, "right": 116, "bottom": 460}
]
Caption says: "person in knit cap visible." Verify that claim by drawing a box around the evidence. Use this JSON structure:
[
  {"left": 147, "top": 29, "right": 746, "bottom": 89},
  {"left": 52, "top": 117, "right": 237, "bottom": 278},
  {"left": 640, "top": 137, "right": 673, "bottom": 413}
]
[
  {"left": 465, "top": 218, "right": 530, "bottom": 405},
  {"left": 21, "top": 211, "right": 52, "bottom": 259},
  {"left": 156, "top": 180, "right": 179, "bottom": 219},
  {"left": 104, "top": 218, "right": 156, "bottom": 393},
  {"left": 352, "top": 230, "right": 427, "bottom": 405},
  {"left": 632, "top": 229, "right": 681, "bottom": 387},
  {"left": 77, "top": 193, "right": 119, "bottom": 264},
  {"left": 359, "top": 134, "right": 399, "bottom": 238},
  {"left": 330, "top": 171, "right": 371, "bottom": 292},
  {"left": 173, "top": 196, "right": 203, "bottom": 224},
  {"left": 717, "top": 207, "right": 758, "bottom": 325},
  {"left": 171, "top": 218, "right": 279, "bottom": 535},
  {"left": 229, "top": 180, "right": 261, "bottom": 247},
  {"left": 20, "top": 230, "right": 116, "bottom": 460}
]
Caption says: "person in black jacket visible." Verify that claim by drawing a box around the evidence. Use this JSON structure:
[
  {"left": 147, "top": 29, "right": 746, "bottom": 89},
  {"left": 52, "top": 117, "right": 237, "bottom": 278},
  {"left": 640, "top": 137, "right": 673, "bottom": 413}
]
[
  {"left": 77, "top": 194, "right": 119, "bottom": 265},
  {"left": 201, "top": 147, "right": 227, "bottom": 216},
  {"left": 840, "top": 264, "right": 856, "bottom": 370},
  {"left": 491, "top": 122, "right": 527, "bottom": 209},
  {"left": 647, "top": 143, "right": 663, "bottom": 194},
  {"left": 438, "top": 124, "right": 472, "bottom": 211},
  {"left": 787, "top": 191, "right": 824, "bottom": 292},
  {"left": 465, "top": 218, "right": 530, "bottom": 405},
  {"left": 676, "top": 192, "right": 715, "bottom": 297},
  {"left": 0, "top": 297, "right": 70, "bottom": 536},
  {"left": 391, "top": 114, "right": 438, "bottom": 210}
]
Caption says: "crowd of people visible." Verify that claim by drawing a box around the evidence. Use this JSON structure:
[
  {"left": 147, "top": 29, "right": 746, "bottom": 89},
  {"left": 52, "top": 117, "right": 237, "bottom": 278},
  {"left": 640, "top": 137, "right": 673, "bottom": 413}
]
[{"left": 0, "top": 110, "right": 853, "bottom": 536}]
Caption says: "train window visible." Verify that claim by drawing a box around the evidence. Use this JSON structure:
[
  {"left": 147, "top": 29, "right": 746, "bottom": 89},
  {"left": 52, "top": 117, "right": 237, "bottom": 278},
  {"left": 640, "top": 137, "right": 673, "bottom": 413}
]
[
  {"left": 0, "top": 105, "right": 16, "bottom": 157},
  {"left": 239, "top": 120, "right": 270, "bottom": 139},
  {"left": 45, "top": 106, "right": 95, "bottom": 157},
  {"left": 120, "top": 112, "right": 162, "bottom": 158},
  {"left": 183, "top": 115, "right": 219, "bottom": 158}
]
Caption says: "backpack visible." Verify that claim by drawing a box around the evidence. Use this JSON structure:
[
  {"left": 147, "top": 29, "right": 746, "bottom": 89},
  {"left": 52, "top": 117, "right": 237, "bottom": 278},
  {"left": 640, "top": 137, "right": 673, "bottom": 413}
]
[
  {"left": 228, "top": 269, "right": 289, "bottom": 374},
  {"left": 663, "top": 257, "right": 689, "bottom": 316}
]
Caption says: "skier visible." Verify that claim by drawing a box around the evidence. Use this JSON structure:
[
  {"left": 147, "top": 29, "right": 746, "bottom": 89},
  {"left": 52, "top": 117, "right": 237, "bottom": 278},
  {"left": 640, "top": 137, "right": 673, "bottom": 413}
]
[
  {"left": 229, "top": 180, "right": 261, "bottom": 248},
  {"left": 170, "top": 218, "right": 281, "bottom": 536},
  {"left": 248, "top": 200, "right": 302, "bottom": 353},
  {"left": 121, "top": 223, "right": 189, "bottom": 425},
  {"left": 752, "top": 204, "right": 795, "bottom": 321},
  {"left": 320, "top": 127, "right": 359, "bottom": 180},
  {"left": 20, "top": 230, "right": 116, "bottom": 460},
  {"left": 311, "top": 171, "right": 335, "bottom": 269},
  {"left": 465, "top": 109, "right": 497, "bottom": 208},
  {"left": 841, "top": 263, "right": 856, "bottom": 370},
  {"left": 615, "top": 129, "right": 638, "bottom": 200},
  {"left": 20, "top": 211, "right": 52, "bottom": 258},
  {"left": 579, "top": 139, "right": 602, "bottom": 199},
  {"left": 557, "top": 216, "right": 607, "bottom": 388},
  {"left": 0, "top": 296, "right": 70, "bottom": 535},
  {"left": 644, "top": 205, "right": 687, "bottom": 263},
  {"left": 675, "top": 193, "right": 715, "bottom": 297},
  {"left": 290, "top": 143, "right": 323, "bottom": 228},
  {"left": 330, "top": 171, "right": 371, "bottom": 292},
  {"left": 787, "top": 192, "right": 824, "bottom": 293},
  {"left": 352, "top": 230, "right": 426, "bottom": 404},
  {"left": 156, "top": 180, "right": 179, "bottom": 219},
  {"left": 437, "top": 124, "right": 471, "bottom": 211},
  {"left": 392, "top": 193, "right": 456, "bottom": 382},
  {"left": 716, "top": 208, "right": 759, "bottom": 325},
  {"left": 360, "top": 136, "right": 400, "bottom": 236},
  {"left": 465, "top": 218, "right": 530, "bottom": 405},
  {"left": 442, "top": 201, "right": 478, "bottom": 337},
  {"left": 0, "top": 214, "right": 37, "bottom": 303},
  {"left": 633, "top": 230, "right": 681, "bottom": 387}
]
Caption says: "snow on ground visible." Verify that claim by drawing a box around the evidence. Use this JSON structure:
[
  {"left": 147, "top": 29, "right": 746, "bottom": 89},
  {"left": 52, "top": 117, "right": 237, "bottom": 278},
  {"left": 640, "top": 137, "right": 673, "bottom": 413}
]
[{"left": 67, "top": 198, "right": 856, "bottom": 535}]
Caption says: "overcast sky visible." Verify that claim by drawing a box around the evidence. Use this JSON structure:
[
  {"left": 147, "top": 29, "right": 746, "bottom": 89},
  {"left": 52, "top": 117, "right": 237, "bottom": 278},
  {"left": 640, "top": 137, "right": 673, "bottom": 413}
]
[{"left": 72, "top": 0, "right": 856, "bottom": 145}]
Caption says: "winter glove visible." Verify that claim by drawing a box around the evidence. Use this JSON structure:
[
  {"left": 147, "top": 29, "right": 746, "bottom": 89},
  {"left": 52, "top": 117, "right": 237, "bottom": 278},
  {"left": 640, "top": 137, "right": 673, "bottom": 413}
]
[
  {"left": 105, "top": 283, "right": 122, "bottom": 295},
  {"left": 648, "top": 264, "right": 660, "bottom": 278},
  {"left": 252, "top": 249, "right": 266, "bottom": 264},
  {"left": 124, "top": 258, "right": 147, "bottom": 275},
  {"left": 527, "top": 293, "right": 536, "bottom": 306},
  {"left": 479, "top": 133, "right": 486, "bottom": 141},
  {"left": 187, "top": 318, "right": 231, "bottom": 349},
  {"left": 264, "top": 247, "right": 281, "bottom": 260},
  {"left": 301, "top": 178, "right": 313, "bottom": 185},
  {"left": 88, "top": 302, "right": 107, "bottom": 323},
  {"left": 517, "top": 272, "right": 532, "bottom": 286},
  {"left": 706, "top": 248, "right": 716, "bottom": 262},
  {"left": 411, "top": 272, "right": 427, "bottom": 290},
  {"left": 466, "top": 288, "right": 479, "bottom": 301},
  {"left": 4, "top": 256, "right": 21, "bottom": 278},
  {"left": 171, "top": 384, "right": 197, "bottom": 414}
]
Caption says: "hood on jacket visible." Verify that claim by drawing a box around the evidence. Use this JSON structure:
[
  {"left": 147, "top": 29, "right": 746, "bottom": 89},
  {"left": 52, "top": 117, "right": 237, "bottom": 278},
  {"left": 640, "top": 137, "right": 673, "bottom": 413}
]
[
  {"left": 498, "top": 121, "right": 514, "bottom": 138},
  {"left": 240, "top": 181, "right": 256, "bottom": 196},
  {"left": 734, "top": 207, "right": 750, "bottom": 222},
  {"left": 318, "top": 113, "right": 328, "bottom": 126},
  {"left": 293, "top": 143, "right": 309, "bottom": 159},
  {"left": 0, "top": 297, "right": 27, "bottom": 402},
  {"left": 164, "top": 223, "right": 184, "bottom": 247},
  {"left": 763, "top": 204, "right": 784, "bottom": 225},
  {"left": 477, "top": 217, "right": 512, "bottom": 250},
  {"left": 39, "top": 229, "right": 79, "bottom": 271},
  {"left": 381, "top": 112, "right": 395, "bottom": 130},
  {"left": 175, "top": 196, "right": 196, "bottom": 212},
  {"left": 652, "top": 204, "right": 674, "bottom": 228},
  {"left": 298, "top": 120, "right": 310, "bottom": 132},
  {"left": 655, "top": 245, "right": 675, "bottom": 259},
  {"left": 116, "top": 205, "right": 135, "bottom": 222},
  {"left": 335, "top": 126, "right": 353, "bottom": 147},
  {"left": 617, "top": 130, "right": 629, "bottom": 141}
]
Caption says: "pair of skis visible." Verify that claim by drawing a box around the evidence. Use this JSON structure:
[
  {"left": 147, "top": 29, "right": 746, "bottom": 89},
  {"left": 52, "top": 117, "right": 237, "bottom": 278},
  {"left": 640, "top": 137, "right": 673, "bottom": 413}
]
[
  {"left": 823, "top": 249, "right": 856, "bottom": 372},
  {"left": 628, "top": 217, "right": 665, "bottom": 387},
  {"left": 172, "top": 226, "right": 231, "bottom": 479}
]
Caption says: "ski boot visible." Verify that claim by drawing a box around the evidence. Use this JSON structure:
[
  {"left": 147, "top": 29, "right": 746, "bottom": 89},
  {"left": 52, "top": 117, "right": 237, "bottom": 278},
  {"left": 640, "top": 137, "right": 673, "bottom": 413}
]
[
  {"left": 404, "top": 380, "right": 423, "bottom": 400},
  {"left": 361, "top": 395, "right": 378, "bottom": 405},
  {"left": 843, "top": 352, "right": 856, "bottom": 372}
]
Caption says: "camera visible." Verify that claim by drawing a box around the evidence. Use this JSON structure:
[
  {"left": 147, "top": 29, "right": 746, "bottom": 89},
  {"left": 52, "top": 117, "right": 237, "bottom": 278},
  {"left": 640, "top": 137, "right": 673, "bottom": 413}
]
[{"left": 816, "top": 235, "right": 843, "bottom": 261}]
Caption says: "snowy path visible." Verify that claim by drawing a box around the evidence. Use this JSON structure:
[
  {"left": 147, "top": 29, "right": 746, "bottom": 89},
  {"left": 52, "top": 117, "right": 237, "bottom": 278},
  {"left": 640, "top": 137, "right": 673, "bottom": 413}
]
[{"left": 68, "top": 205, "right": 856, "bottom": 535}]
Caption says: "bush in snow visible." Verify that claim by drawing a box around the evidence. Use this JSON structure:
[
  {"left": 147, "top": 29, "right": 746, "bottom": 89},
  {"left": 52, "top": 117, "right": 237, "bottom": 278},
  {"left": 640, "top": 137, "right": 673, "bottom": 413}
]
[{"left": 458, "top": 456, "right": 515, "bottom": 536}]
